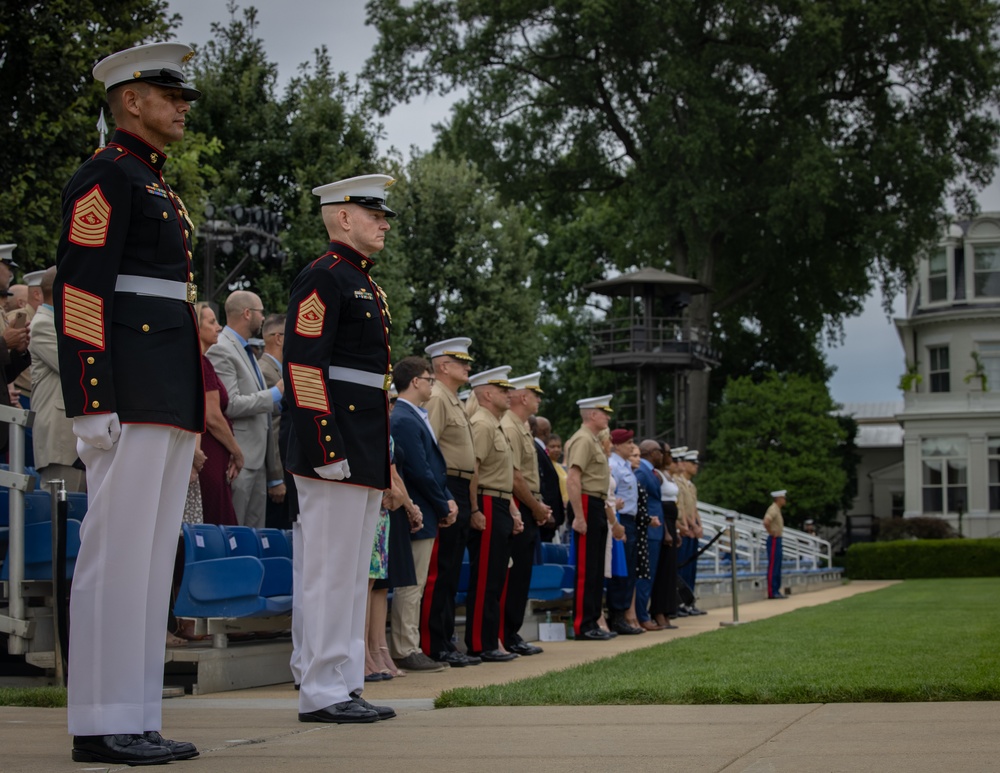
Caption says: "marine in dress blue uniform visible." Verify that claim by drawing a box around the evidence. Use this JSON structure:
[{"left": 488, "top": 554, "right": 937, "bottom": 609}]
[
  {"left": 284, "top": 174, "right": 396, "bottom": 724},
  {"left": 54, "top": 42, "right": 204, "bottom": 766}
]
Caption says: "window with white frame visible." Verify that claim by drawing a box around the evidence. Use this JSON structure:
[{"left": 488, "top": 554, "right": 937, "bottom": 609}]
[
  {"left": 928, "top": 249, "right": 948, "bottom": 302},
  {"left": 928, "top": 345, "right": 950, "bottom": 392},
  {"left": 921, "top": 437, "right": 968, "bottom": 515},
  {"left": 973, "top": 245, "right": 1000, "bottom": 298},
  {"left": 976, "top": 342, "right": 1000, "bottom": 393},
  {"left": 989, "top": 437, "right": 1000, "bottom": 511}
]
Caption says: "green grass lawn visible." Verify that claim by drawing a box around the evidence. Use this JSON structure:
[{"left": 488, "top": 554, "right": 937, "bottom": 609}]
[
  {"left": 436, "top": 578, "right": 1000, "bottom": 708},
  {"left": 0, "top": 686, "right": 65, "bottom": 708}
]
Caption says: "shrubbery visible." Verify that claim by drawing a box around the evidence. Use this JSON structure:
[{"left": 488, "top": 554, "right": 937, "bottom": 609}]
[
  {"left": 845, "top": 539, "right": 1000, "bottom": 579},
  {"left": 875, "top": 516, "right": 959, "bottom": 541}
]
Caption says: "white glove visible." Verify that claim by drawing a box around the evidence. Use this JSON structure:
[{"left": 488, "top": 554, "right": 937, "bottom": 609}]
[
  {"left": 73, "top": 412, "right": 121, "bottom": 451},
  {"left": 315, "top": 458, "right": 351, "bottom": 481}
]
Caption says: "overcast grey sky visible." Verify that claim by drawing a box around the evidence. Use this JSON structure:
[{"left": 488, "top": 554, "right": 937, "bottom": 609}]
[{"left": 166, "top": 0, "right": 999, "bottom": 406}]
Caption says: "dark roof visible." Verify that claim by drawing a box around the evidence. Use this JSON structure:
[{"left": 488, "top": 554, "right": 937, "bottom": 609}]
[{"left": 584, "top": 267, "right": 711, "bottom": 298}]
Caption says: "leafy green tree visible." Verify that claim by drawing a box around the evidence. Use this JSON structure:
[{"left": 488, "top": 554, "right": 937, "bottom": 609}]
[
  {"left": 364, "top": 0, "right": 1000, "bottom": 451},
  {"left": 696, "top": 372, "right": 850, "bottom": 524},
  {"left": 186, "top": 3, "right": 384, "bottom": 316},
  {"left": 384, "top": 152, "right": 542, "bottom": 371},
  {"left": 0, "top": 0, "right": 179, "bottom": 267}
]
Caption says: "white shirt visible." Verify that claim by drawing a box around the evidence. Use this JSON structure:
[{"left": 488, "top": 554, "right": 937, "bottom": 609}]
[{"left": 659, "top": 471, "right": 679, "bottom": 502}]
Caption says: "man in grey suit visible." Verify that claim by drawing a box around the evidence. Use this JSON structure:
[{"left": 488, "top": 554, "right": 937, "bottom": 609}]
[
  {"left": 206, "top": 290, "right": 283, "bottom": 528},
  {"left": 29, "top": 267, "right": 85, "bottom": 492}
]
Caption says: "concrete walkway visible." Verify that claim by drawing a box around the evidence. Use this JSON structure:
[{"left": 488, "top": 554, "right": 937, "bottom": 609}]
[{"left": 3, "top": 580, "right": 998, "bottom": 772}]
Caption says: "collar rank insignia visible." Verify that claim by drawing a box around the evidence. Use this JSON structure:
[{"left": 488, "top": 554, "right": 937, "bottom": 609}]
[{"left": 354, "top": 288, "right": 374, "bottom": 301}]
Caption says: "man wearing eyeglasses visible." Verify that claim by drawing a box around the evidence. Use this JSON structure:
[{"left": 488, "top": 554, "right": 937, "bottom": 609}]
[
  {"left": 206, "top": 289, "right": 284, "bottom": 528},
  {"left": 388, "top": 355, "right": 456, "bottom": 672}
]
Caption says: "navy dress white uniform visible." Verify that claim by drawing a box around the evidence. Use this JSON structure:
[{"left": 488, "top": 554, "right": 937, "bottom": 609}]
[
  {"left": 54, "top": 43, "right": 204, "bottom": 765},
  {"left": 284, "top": 174, "right": 397, "bottom": 724}
]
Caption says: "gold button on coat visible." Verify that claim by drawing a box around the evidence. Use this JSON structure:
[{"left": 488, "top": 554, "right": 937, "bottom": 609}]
[
  {"left": 90, "top": 378, "right": 98, "bottom": 386},
  {"left": 162, "top": 212, "right": 168, "bottom": 219},
  {"left": 87, "top": 357, "right": 95, "bottom": 364},
  {"left": 348, "top": 405, "right": 355, "bottom": 411},
  {"left": 321, "top": 419, "right": 328, "bottom": 426},
  {"left": 329, "top": 452, "right": 336, "bottom": 458},
  {"left": 142, "top": 324, "right": 150, "bottom": 332},
  {"left": 325, "top": 435, "right": 331, "bottom": 441},
  {"left": 92, "top": 401, "right": 100, "bottom": 408},
  {"left": 366, "top": 312, "right": 372, "bottom": 318}
]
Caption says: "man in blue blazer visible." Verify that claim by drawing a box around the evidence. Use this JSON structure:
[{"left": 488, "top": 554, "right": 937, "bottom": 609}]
[{"left": 389, "top": 355, "right": 457, "bottom": 672}]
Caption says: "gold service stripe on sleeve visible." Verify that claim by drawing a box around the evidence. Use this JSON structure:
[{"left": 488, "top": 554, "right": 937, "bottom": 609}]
[
  {"left": 288, "top": 363, "right": 329, "bottom": 412},
  {"left": 62, "top": 284, "right": 105, "bottom": 348}
]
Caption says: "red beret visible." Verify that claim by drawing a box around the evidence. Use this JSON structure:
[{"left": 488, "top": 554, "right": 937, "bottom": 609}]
[{"left": 610, "top": 428, "right": 634, "bottom": 445}]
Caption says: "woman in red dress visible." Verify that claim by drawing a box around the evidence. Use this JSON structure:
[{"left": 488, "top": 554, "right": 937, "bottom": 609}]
[{"left": 195, "top": 302, "right": 243, "bottom": 526}]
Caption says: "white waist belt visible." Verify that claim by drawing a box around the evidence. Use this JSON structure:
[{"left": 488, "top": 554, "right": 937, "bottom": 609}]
[
  {"left": 328, "top": 365, "right": 390, "bottom": 391},
  {"left": 115, "top": 274, "right": 194, "bottom": 302}
]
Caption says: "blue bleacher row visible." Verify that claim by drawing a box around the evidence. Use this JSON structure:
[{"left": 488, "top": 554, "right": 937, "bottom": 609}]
[
  {"left": 0, "top": 484, "right": 575, "bottom": 617},
  {"left": 2, "top": 487, "right": 815, "bottom": 620}
]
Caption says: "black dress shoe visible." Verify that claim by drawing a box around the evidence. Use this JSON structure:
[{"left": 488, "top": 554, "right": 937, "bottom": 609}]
[
  {"left": 507, "top": 641, "right": 544, "bottom": 656},
  {"left": 143, "top": 731, "right": 199, "bottom": 760},
  {"left": 661, "top": 622, "right": 679, "bottom": 629},
  {"left": 435, "top": 651, "right": 473, "bottom": 667},
  {"left": 298, "top": 700, "right": 379, "bottom": 724},
  {"left": 687, "top": 605, "right": 707, "bottom": 615},
  {"left": 476, "top": 649, "right": 518, "bottom": 662},
  {"left": 579, "top": 628, "right": 614, "bottom": 640},
  {"left": 72, "top": 734, "right": 173, "bottom": 765},
  {"left": 350, "top": 691, "right": 396, "bottom": 720},
  {"left": 610, "top": 620, "right": 645, "bottom": 635}
]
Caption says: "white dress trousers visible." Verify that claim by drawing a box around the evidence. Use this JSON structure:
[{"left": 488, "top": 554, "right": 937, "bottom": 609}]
[
  {"left": 67, "top": 424, "right": 195, "bottom": 735},
  {"left": 289, "top": 520, "right": 303, "bottom": 686},
  {"left": 293, "top": 476, "right": 381, "bottom": 713}
]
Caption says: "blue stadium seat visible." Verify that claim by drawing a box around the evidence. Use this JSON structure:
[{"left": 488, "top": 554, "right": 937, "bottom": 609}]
[
  {"left": 65, "top": 492, "right": 89, "bottom": 521},
  {"left": 221, "top": 525, "right": 262, "bottom": 557},
  {"left": 173, "top": 523, "right": 292, "bottom": 618},
  {"left": 527, "top": 563, "right": 571, "bottom": 601},
  {"left": 0, "top": 490, "right": 58, "bottom": 527},
  {"left": 540, "top": 542, "right": 570, "bottom": 564},
  {"left": 455, "top": 560, "right": 470, "bottom": 606},
  {"left": 257, "top": 528, "right": 291, "bottom": 559},
  {"left": 1, "top": 518, "right": 82, "bottom": 580}
]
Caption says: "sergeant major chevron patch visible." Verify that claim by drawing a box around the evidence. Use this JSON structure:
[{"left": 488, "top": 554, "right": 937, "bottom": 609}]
[{"left": 68, "top": 185, "right": 111, "bottom": 247}]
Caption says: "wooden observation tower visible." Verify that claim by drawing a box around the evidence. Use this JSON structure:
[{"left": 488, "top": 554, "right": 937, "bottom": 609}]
[{"left": 586, "top": 267, "right": 719, "bottom": 441}]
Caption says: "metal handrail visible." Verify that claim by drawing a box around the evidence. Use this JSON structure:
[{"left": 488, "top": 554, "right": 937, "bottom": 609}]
[
  {"left": 697, "top": 502, "right": 833, "bottom": 572},
  {"left": 0, "top": 403, "right": 36, "bottom": 654},
  {"left": 590, "top": 315, "right": 716, "bottom": 356}
]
